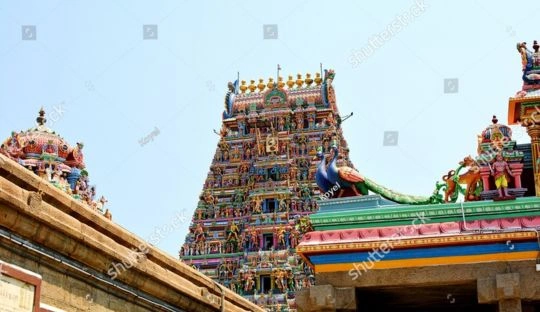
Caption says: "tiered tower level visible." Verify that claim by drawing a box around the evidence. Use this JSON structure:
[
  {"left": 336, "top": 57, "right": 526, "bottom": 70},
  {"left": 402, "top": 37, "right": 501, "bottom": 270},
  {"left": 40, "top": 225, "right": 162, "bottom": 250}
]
[{"left": 180, "top": 70, "right": 350, "bottom": 310}]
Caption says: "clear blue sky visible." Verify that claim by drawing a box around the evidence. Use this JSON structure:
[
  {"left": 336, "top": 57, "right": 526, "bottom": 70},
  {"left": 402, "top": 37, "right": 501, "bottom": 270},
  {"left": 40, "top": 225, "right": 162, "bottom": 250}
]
[{"left": 1, "top": 1, "right": 538, "bottom": 257}]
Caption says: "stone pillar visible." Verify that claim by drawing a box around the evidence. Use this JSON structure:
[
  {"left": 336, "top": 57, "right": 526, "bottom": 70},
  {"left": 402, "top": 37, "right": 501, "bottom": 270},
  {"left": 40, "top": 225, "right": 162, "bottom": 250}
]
[
  {"left": 526, "top": 125, "right": 540, "bottom": 196},
  {"left": 480, "top": 167, "right": 491, "bottom": 191},
  {"left": 509, "top": 163, "right": 523, "bottom": 188},
  {"left": 296, "top": 285, "right": 356, "bottom": 312},
  {"left": 496, "top": 273, "right": 522, "bottom": 312},
  {"left": 499, "top": 299, "right": 522, "bottom": 312}
]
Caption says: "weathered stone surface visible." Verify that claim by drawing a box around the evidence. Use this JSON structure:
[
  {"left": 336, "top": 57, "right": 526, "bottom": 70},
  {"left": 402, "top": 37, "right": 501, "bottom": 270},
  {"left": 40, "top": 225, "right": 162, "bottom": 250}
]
[
  {"left": 296, "top": 285, "right": 336, "bottom": 312},
  {"left": 499, "top": 298, "right": 522, "bottom": 312},
  {"left": 477, "top": 277, "right": 497, "bottom": 303},
  {"left": 296, "top": 285, "right": 357, "bottom": 312},
  {"left": 497, "top": 273, "right": 521, "bottom": 300}
]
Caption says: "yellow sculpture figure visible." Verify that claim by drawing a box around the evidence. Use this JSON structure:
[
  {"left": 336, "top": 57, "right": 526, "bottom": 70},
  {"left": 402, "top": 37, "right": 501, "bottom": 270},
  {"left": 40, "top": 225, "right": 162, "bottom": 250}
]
[
  {"left": 277, "top": 225, "right": 286, "bottom": 247},
  {"left": 490, "top": 154, "right": 516, "bottom": 199},
  {"left": 253, "top": 197, "right": 263, "bottom": 214},
  {"left": 228, "top": 221, "right": 239, "bottom": 241},
  {"left": 266, "top": 131, "right": 279, "bottom": 155}
]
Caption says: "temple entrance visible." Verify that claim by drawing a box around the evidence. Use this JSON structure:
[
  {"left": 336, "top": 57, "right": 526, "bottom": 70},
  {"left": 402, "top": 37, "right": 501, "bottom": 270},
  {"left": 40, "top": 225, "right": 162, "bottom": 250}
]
[
  {"left": 356, "top": 283, "right": 496, "bottom": 311},
  {"left": 260, "top": 275, "right": 271, "bottom": 293},
  {"left": 264, "top": 198, "right": 276, "bottom": 213}
]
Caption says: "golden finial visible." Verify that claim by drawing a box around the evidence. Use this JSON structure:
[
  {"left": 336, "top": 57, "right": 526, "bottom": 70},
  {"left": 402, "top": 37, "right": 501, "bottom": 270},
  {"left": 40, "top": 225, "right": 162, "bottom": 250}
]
[
  {"left": 277, "top": 76, "right": 285, "bottom": 89},
  {"left": 286, "top": 75, "right": 295, "bottom": 89},
  {"left": 240, "top": 80, "right": 248, "bottom": 94},
  {"left": 314, "top": 72, "right": 322, "bottom": 86},
  {"left": 248, "top": 80, "right": 257, "bottom": 93},
  {"left": 305, "top": 73, "right": 313, "bottom": 87},
  {"left": 267, "top": 77, "right": 275, "bottom": 89},
  {"left": 257, "top": 78, "right": 266, "bottom": 92},
  {"left": 295, "top": 73, "right": 304, "bottom": 88}
]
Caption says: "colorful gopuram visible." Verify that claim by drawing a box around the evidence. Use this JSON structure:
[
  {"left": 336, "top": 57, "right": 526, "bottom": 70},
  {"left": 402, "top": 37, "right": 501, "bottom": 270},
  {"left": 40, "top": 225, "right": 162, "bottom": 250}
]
[
  {"left": 180, "top": 71, "right": 340, "bottom": 311},
  {"left": 0, "top": 108, "right": 111, "bottom": 219},
  {"left": 180, "top": 68, "right": 448, "bottom": 311},
  {"left": 295, "top": 42, "right": 540, "bottom": 311}
]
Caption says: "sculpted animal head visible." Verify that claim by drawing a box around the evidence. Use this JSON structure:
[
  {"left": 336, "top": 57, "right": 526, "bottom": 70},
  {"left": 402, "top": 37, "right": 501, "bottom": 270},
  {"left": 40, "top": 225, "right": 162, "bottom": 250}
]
[{"left": 460, "top": 156, "right": 476, "bottom": 167}]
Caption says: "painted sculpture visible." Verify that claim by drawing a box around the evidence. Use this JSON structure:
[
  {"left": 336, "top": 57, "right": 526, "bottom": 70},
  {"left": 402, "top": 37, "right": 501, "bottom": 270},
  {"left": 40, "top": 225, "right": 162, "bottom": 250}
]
[
  {"left": 314, "top": 115, "right": 526, "bottom": 204},
  {"left": 490, "top": 154, "right": 516, "bottom": 200},
  {"left": 517, "top": 41, "right": 540, "bottom": 86},
  {"left": 315, "top": 144, "right": 442, "bottom": 204},
  {"left": 441, "top": 156, "right": 481, "bottom": 202},
  {"left": 514, "top": 40, "right": 540, "bottom": 99},
  {"left": 0, "top": 108, "right": 110, "bottom": 219}
]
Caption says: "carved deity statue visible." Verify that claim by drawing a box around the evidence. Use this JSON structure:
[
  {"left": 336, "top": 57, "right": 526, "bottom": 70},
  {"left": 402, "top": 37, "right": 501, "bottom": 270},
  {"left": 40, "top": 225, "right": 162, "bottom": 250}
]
[{"left": 490, "top": 154, "right": 515, "bottom": 199}]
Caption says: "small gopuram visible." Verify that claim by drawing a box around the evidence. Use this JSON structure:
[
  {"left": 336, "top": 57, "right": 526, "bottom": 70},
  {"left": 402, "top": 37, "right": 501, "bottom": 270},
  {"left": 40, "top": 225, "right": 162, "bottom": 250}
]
[
  {"left": 0, "top": 109, "right": 262, "bottom": 312},
  {"left": 296, "top": 42, "right": 540, "bottom": 312}
]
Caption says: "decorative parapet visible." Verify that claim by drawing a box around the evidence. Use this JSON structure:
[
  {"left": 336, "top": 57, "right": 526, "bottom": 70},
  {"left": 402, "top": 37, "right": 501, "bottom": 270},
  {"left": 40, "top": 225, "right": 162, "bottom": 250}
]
[{"left": 310, "top": 195, "right": 540, "bottom": 230}]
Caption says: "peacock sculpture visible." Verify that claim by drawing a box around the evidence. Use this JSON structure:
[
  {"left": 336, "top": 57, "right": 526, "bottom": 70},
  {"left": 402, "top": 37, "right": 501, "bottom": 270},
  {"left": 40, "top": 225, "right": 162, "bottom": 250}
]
[
  {"left": 315, "top": 147, "right": 333, "bottom": 193},
  {"left": 316, "top": 145, "right": 441, "bottom": 205},
  {"left": 325, "top": 145, "right": 368, "bottom": 197}
]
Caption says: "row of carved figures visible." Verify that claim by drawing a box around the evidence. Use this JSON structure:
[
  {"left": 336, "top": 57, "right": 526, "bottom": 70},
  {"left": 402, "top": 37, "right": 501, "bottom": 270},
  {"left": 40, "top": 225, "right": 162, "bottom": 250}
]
[
  {"left": 228, "top": 269, "right": 313, "bottom": 296},
  {"left": 208, "top": 168, "right": 323, "bottom": 190},
  {"left": 195, "top": 200, "right": 317, "bottom": 221},
  {"left": 182, "top": 217, "right": 312, "bottom": 256},
  {"left": 20, "top": 162, "right": 111, "bottom": 219},
  {"left": 180, "top": 226, "right": 301, "bottom": 255}
]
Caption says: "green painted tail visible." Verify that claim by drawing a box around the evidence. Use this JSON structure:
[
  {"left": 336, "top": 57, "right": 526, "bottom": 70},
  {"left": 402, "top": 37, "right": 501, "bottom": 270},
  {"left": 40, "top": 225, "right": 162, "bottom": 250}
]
[{"left": 360, "top": 177, "right": 441, "bottom": 205}]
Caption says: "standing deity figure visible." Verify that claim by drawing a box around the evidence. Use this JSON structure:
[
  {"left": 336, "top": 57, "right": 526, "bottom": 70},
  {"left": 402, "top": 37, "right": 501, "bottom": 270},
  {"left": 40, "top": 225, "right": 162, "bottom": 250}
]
[
  {"left": 277, "top": 116, "right": 285, "bottom": 131},
  {"left": 194, "top": 223, "right": 206, "bottom": 243},
  {"left": 290, "top": 227, "right": 299, "bottom": 249},
  {"left": 237, "top": 120, "right": 246, "bottom": 136},
  {"left": 2, "top": 131, "right": 24, "bottom": 159},
  {"left": 228, "top": 221, "right": 239, "bottom": 241},
  {"left": 277, "top": 225, "right": 286, "bottom": 248},
  {"left": 296, "top": 115, "right": 303, "bottom": 130},
  {"left": 95, "top": 195, "right": 108, "bottom": 214},
  {"left": 244, "top": 271, "right": 255, "bottom": 292},
  {"left": 278, "top": 195, "right": 288, "bottom": 212},
  {"left": 307, "top": 113, "right": 315, "bottom": 129},
  {"left": 490, "top": 154, "right": 515, "bottom": 199},
  {"left": 252, "top": 197, "right": 263, "bottom": 214}
]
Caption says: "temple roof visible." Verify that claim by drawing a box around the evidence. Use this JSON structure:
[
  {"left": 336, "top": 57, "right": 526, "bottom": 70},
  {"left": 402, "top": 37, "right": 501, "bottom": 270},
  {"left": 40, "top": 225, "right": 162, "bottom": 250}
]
[
  {"left": 0, "top": 108, "right": 109, "bottom": 217},
  {"left": 310, "top": 196, "right": 540, "bottom": 231}
]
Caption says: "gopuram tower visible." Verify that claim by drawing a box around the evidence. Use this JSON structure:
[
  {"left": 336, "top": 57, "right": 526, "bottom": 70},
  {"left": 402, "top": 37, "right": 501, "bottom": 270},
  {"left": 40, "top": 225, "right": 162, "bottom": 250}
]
[{"left": 179, "top": 69, "right": 354, "bottom": 311}]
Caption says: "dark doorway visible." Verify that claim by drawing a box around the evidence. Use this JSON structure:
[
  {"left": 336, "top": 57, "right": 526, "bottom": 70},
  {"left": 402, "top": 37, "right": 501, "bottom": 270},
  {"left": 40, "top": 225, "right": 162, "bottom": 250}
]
[
  {"left": 263, "top": 234, "right": 273, "bottom": 251},
  {"left": 356, "top": 283, "right": 496, "bottom": 312},
  {"left": 264, "top": 199, "right": 276, "bottom": 213},
  {"left": 260, "top": 275, "right": 271, "bottom": 293}
]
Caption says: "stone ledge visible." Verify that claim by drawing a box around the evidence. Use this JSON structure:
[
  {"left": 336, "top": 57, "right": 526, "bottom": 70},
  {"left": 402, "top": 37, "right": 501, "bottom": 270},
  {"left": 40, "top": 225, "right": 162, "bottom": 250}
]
[
  {"left": 0, "top": 154, "right": 263, "bottom": 312},
  {"left": 295, "top": 285, "right": 356, "bottom": 312}
]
